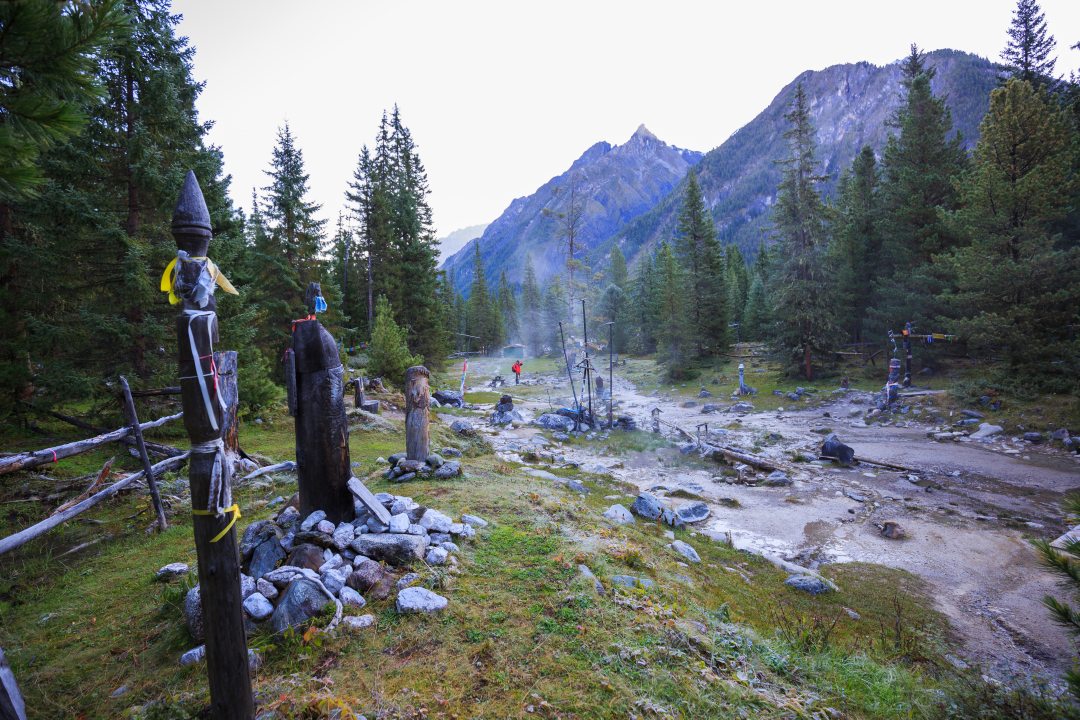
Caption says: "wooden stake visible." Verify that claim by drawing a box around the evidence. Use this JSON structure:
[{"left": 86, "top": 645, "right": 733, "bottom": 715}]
[
  {"left": 405, "top": 366, "right": 430, "bottom": 462},
  {"left": 0, "top": 646, "right": 27, "bottom": 720},
  {"left": 120, "top": 376, "right": 167, "bottom": 532}
]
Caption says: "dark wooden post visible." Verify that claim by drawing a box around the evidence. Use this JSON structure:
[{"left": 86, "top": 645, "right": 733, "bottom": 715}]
[
  {"left": 405, "top": 366, "right": 430, "bottom": 462},
  {"left": 119, "top": 376, "right": 167, "bottom": 531},
  {"left": 170, "top": 171, "right": 253, "bottom": 719},
  {"left": 289, "top": 282, "right": 353, "bottom": 523},
  {"left": 214, "top": 351, "right": 241, "bottom": 470}
]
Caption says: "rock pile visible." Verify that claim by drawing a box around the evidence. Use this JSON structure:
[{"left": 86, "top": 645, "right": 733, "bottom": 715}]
[
  {"left": 383, "top": 449, "right": 462, "bottom": 481},
  {"left": 628, "top": 492, "right": 711, "bottom": 529},
  {"left": 491, "top": 394, "right": 524, "bottom": 425},
  {"left": 175, "top": 488, "right": 487, "bottom": 660}
]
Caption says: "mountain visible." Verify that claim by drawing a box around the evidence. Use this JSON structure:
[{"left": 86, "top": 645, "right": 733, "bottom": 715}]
[
  {"left": 441, "top": 124, "right": 703, "bottom": 293},
  {"left": 437, "top": 224, "right": 488, "bottom": 264},
  {"left": 594, "top": 49, "right": 1001, "bottom": 270}
]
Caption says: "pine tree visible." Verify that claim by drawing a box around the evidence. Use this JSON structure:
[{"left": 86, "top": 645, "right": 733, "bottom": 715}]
[
  {"left": 1032, "top": 494, "right": 1080, "bottom": 701},
  {"left": 610, "top": 245, "right": 629, "bottom": 289},
  {"left": 725, "top": 245, "right": 750, "bottom": 330},
  {"left": 521, "top": 257, "right": 544, "bottom": 355},
  {"left": 742, "top": 275, "right": 770, "bottom": 341},
  {"left": 0, "top": 0, "right": 126, "bottom": 203},
  {"left": 368, "top": 295, "right": 421, "bottom": 385},
  {"left": 870, "top": 46, "right": 966, "bottom": 337},
  {"left": 466, "top": 243, "right": 502, "bottom": 352},
  {"left": 497, "top": 271, "right": 518, "bottom": 343},
  {"left": 942, "top": 79, "right": 1078, "bottom": 386},
  {"left": 599, "top": 284, "right": 628, "bottom": 354},
  {"left": 674, "top": 169, "right": 728, "bottom": 355},
  {"left": 770, "top": 82, "right": 837, "bottom": 379},
  {"left": 828, "top": 145, "right": 880, "bottom": 342},
  {"left": 629, "top": 251, "right": 660, "bottom": 354},
  {"left": 543, "top": 278, "right": 567, "bottom": 356},
  {"left": 654, "top": 242, "right": 690, "bottom": 377},
  {"left": 1001, "top": 0, "right": 1057, "bottom": 86}
]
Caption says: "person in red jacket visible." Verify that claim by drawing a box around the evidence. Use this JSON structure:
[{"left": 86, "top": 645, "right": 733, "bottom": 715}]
[{"left": 511, "top": 360, "right": 523, "bottom": 384}]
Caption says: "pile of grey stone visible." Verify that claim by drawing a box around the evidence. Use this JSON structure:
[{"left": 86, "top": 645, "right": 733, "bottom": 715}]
[
  {"left": 491, "top": 394, "right": 525, "bottom": 425},
  {"left": 173, "top": 484, "right": 489, "bottom": 663},
  {"left": 383, "top": 448, "right": 462, "bottom": 481},
  {"left": 626, "top": 492, "right": 711, "bottom": 529}
]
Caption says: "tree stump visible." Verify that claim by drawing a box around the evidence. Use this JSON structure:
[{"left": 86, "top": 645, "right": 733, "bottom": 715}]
[
  {"left": 405, "top": 366, "right": 430, "bottom": 462},
  {"left": 290, "top": 283, "right": 353, "bottom": 523}
]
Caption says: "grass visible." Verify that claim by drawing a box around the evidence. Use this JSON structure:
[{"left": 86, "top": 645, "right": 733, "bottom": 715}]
[{"left": 0, "top": 385, "right": 1076, "bottom": 718}]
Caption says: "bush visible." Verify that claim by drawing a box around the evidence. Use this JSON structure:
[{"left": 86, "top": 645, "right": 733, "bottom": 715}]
[{"left": 367, "top": 296, "right": 421, "bottom": 386}]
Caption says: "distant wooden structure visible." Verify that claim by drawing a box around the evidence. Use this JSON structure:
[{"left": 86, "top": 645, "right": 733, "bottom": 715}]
[{"left": 501, "top": 343, "right": 526, "bottom": 358}]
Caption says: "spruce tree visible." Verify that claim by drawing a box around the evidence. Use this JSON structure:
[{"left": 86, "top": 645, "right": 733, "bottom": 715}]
[
  {"left": 742, "top": 276, "right": 770, "bottom": 341},
  {"left": 770, "top": 82, "right": 836, "bottom": 379},
  {"left": 674, "top": 169, "right": 727, "bottom": 355},
  {"left": 654, "top": 242, "right": 691, "bottom": 377},
  {"left": 610, "top": 245, "right": 629, "bottom": 289},
  {"left": 943, "top": 79, "right": 1078, "bottom": 385},
  {"left": 543, "top": 278, "right": 567, "bottom": 356},
  {"left": 629, "top": 251, "right": 660, "bottom": 354},
  {"left": 828, "top": 145, "right": 880, "bottom": 342},
  {"left": 599, "top": 284, "right": 628, "bottom": 354},
  {"left": 725, "top": 245, "right": 750, "bottom": 331},
  {"left": 1001, "top": 0, "right": 1057, "bottom": 86},
  {"left": 368, "top": 295, "right": 421, "bottom": 384},
  {"left": 521, "top": 257, "right": 544, "bottom": 356},
  {"left": 497, "top": 271, "right": 518, "bottom": 343},
  {"left": 466, "top": 243, "right": 502, "bottom": 352}
]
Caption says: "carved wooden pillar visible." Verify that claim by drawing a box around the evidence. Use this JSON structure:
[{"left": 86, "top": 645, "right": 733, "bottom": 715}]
[{"left": 405, "top": 366, "right": 430, "bottom": 462}]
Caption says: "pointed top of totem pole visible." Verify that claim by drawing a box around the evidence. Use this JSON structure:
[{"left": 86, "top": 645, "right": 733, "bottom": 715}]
[{"left": 171, "top": 171, "right": 212, "bottom": 254}]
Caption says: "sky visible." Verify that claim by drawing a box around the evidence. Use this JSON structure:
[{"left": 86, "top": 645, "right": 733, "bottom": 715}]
[{"left": 172, "top": 0, "right": 1080, "bottom": 241}]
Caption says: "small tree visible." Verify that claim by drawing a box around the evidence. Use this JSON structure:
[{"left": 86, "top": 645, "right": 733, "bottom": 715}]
[
  {"left": 368, "top": 295, "right": 420, "bottom": 383},
  {"left": 1032, "top": 495, "right": 1080, "bottom": 700}
]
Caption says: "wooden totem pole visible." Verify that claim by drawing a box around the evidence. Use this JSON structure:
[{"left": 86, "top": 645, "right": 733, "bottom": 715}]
[
  {"left": 168, "top": 171, "right": 253, "bottom": 719},
  {"left": 404, "top": 366, "right": 431, "bottom": 461},
  {"left": 284, "top": 282, "right": 353, "bottom": 523}
]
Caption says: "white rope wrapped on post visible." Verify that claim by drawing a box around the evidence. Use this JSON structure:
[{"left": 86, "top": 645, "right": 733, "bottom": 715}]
[{"left": 0, "top": 453, "right": 189, "bottom": 556}]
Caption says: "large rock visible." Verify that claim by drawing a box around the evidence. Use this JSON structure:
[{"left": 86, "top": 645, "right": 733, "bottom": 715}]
[
  {"left": 450, "top": 419, "right": 476, "bottom": 436},
  {"left": 346, "top": 559, "right": 387, "bottom": 592},
  {"left": 396, "top": 587, "right": 448, "bottom": 614},
  {"left": 239, "top": 520, "right": 275, "bottom": 559},
  {"left": 243, "top": 592, "right": 274, "bottom": 621},
  {"left": 671, "top": 540, "right": 701, "bottom": 563},
  {"left": 970, "top": 423, "right": 1003, "bottom": 441},
  {"left": 434, "top": 460, "right": 462, "bottom": 479},
  {"left": 461, "top": 514, "right": 489, "bottom": 528},
  {"left": 332, "top": 522, "right": 356, "bottom": 550},
  {"left": 183, "top": 585, "right": 204, "bottom": 642},
  {"left": 433, "top": 389, "right": 463, "bottom": 407},
  {"left": 248, "top": 537, "right": 285, "bottom": 578},
  {"left": 418, "top": 508, "right": 453, "bottom": 533},
  {"left": 286, "top": 543, "right": 325, "bottom": 572},
  {"left": 784, "top": 574, "right": 831, "bottom": 595},
  {"left": 536, "top": 413, "right": 575, "bottom": 432},
  {"left": 676, "top": 502, "right": 710, "bottom": 524},
  {"left": 821, "top": 434, "right": 855, "bottom": 464},
  {"left": 491, "top": 409, "right": 524, "bottom": 425},
  {"left": 603, "top": 504, "right": 635, "bottom": 525},
  {"left": 350, "top": 533, "right": 430, "bottom": 565},
  {"left": 269, "top": 577, "right": 335, "bottom": 634},
  {"left": 631, "top": 493, "right": 664, "bottom": 520},
  {"left": 155, "top": 562, "right": 189, "bottom": 581}
]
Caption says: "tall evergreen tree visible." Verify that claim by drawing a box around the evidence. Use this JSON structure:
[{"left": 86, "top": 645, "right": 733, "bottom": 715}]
[
  {"left": 1001, "top": 0, "right": 1057, "bottom": 86},
  {"left": 674, "top": 169, "right": 727, "bottom": 355},
  {"left": 497, "top": 271, "right": 518, "bottom": 343},
  {"left": 262, "top": 122, "right": 325, "bottom": 285},
  {"left": 610, "top": 245, "right": 629, "bottom": 289},
  {"left": 770, "top": 82, "right": 836, "bottom": 379},
  {"left": 654, "top": 242, "right": 690, "bottom": 377},
  {"left": 725, "top": 245, "right": 750, "bottom": 330},
  {"left": 521, "top": 257, "right": 543, "bottom": 355},
  {"left": 870, "top": 46, "right": 966, "bottom": 337},
  {"left": 628, "top": 251, "right": 660, "bottom": 354},
  {"left": 943, "top": 79, "right": 1078, "bottom": 385},
  {"left": 828, "top": 145, "right": 880, "bottom": 342},
  {"left": 466, "top": 243, "right": 502, "bottom": 352},
  {"left": 542, "top": 277, "right": 567, "bottom": 356}
]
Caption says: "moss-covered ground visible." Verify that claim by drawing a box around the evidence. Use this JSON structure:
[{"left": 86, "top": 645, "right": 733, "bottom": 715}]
[{"left": 0, "top": 381, "right": 1074, "bottom": 718}]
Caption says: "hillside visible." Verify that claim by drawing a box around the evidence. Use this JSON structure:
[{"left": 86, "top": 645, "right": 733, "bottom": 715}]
[
  {"left": 437, "top": 223, "right": 489, "bottom": 264},
  {"left": 441, "top": 125, "right": 702, "bottom": 294},
  {"left": 595, "top": 49, "right": 1001, "bottom": 270}
]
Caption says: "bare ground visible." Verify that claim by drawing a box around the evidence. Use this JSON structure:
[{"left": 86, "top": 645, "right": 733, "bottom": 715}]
[{"left": 467, "top": 360, "right": 1080, "bottom": 691}]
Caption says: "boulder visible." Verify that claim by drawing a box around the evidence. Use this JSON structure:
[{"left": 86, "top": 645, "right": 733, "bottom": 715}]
[
  {"left": 660, "top": 507, "right": 686, "bottom": 529},
  {"left": 491, "top": 409, "right": 524, "bottom": 425},
  {"left": 341, "top": 614, "right": 376, "bottom": 631},
  {"left": 388, "top": 513, "right": 410, "bottom": 533},
  {"left": 821, "top": 434, "right": 855, "bottom": 465},
  {"left": 155, "top": 562, "right": 189, "bottom": 581},
  {"left": 243, "top": 592, "right": 274, "bottom": 621},
  {"left": 765, "top": 470, "right": 792, "bottom": 486},
  {"left": 1023, "top": 432, "right": 1044, "bottom": 444},
  {"left": 784, "top": 574, "right": 831, "bottom": 595},
  {"left": 269, "top": 577, "right": 335, "bottom": 634},
  {"left": 880, "top": 521, "right": 906, "bottom": 540},
  {"left": 631, "top": 493, "right": 664, "bottom": 520},
  {"left": 450, "top": 419, "right": 476, "bottom": 436},
  {"left": 320, "top": 568, "right": 347, "bottom": 596},
  {"left": 970, "top": 423, "right": 1003, "bottom": 441},
  {"left": 418, "top": 508, "right": 453, "bottom": 533},
  {"left": 183, "top": 585, "right": 205, "bottom": 642},
  {"left": 434, "top": 460, "right": 462, "bottom": 479},
  {"left": 347, "top": 559, "right": 387, "bottom": 592},
  {"left": 239, "top": 520, "right": 275, "bottom": 559},
  {"left": 461, "top": 514, "right": 488, "bottom": 529},
  {"left": 248, "top": 536, "right": 286, "bottom": 578},
  {"left": 676, "top": 502, "right": 710, "bottom": 524},
  {"left": 426, "top": 454, "right": 445, "bottom": 468},
  {"left": 729, "top": 402, "right": 754, "bottom": 413},
  {"left": 702, "top": 404, "right": 721, "bottom": 414},
  {"left": 578, "top": 564, "right": 605, "bottom": 595},
  {"left": 536, "top": 413, "right": 575, "bottom": 432},
  {"left": 396, "top": 587, "right": 448, "bottom": 614},
  {"left": 425, "top": 547, "right": 449, "bottom": 565},
  {"left": 433, "top": 389, "right": 463, "bottom": 407},
  {"left": 286, "top": 543, "right": 326, "bottom": 572},
  {"left": 603, "top": 504, "right": 635, "bottom": 525},
  {"left": 332, "top": 522, "right": 356, "bottom": 551},
  {"left": 396, "top": 572, "right": 421, "bottom": 589},
  {"left": 671, "top": 540, "right": 701, "bottom": 563},
  {"left": 350, "top": 533, "right": 430, "bottom": 565},
  {"left": 338, "top": 586, "right": 366, "bottom": 609},
  {"left": 442, "top": 447, "right": 462, "bottom": 458}
]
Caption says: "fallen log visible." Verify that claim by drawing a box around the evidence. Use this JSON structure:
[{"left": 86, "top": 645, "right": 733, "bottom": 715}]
[
  {"left": 129, "top": 386, "right": 181, "bottom": 397},
  {"left": 849, "top": 455, "right": 921, "bottom": 473},
  {"left": 0, "top": 453, "right": 188, "bottom": 556},
  {"left": 238, "top": 461, "right": 296, "bottom": 482},
  {"left": 714, "top": 445, "right": 783, "bottom": 472},
  {"left": 20, "top": 402, "right": 181, "bottom": 458},
  {"left": 0, "top": 413, "right": 182, "bottom": 476}
]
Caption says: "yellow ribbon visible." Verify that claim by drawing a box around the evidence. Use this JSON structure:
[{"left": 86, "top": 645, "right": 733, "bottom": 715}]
[
  {"left": 160, "top": 256, "right": 239, "bottom": 305},
  {"left": 192, "top": 503, "right": 241, "bottom": 543}
]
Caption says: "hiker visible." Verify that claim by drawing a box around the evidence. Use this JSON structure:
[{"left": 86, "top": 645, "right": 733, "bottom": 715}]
[{"left": 511, "top": 359, "right": 523, "bottom": 384}]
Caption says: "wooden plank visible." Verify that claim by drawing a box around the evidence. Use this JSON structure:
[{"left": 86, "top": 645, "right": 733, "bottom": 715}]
[
  {"left": 348, "top": 477, "right": 391, "bottom": 526},
  {"left": 0, "top": 453, "right": 188, "bottom": 556},
  {"left": 0, "top": 413, "right": 182, "bottom": 476},
  {"left": 120, "top": 376, "right": 167, "bottom": 532}
]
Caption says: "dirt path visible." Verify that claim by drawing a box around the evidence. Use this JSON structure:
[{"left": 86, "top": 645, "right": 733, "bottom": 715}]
[{"left": 463, "top": 359, "right": 1080, "bottom": 689}]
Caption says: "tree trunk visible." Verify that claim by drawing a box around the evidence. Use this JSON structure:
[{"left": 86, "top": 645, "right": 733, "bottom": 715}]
[
  {"left": 404, "top": 366, "right": 430, "bottom": 462},
  {"left": 803, "top": 344, "right": 812, "bottom": 380}
]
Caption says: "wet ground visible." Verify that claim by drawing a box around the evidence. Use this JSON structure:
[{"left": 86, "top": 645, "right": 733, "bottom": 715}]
[{"left": 459, "top": 358, "right": 1080, "bottom": 690}]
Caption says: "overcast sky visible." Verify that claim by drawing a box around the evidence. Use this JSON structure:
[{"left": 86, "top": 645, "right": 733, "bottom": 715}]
[{"left": 172, "top": 0, "right": 1080, "bottom": 238}]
